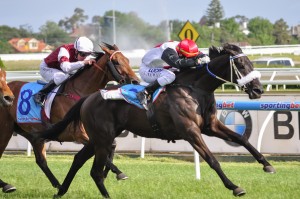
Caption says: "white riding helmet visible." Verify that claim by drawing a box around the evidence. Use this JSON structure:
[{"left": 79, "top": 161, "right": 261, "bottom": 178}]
[{"left": 74, "top": 37, "right": 94, "bottom": 52}]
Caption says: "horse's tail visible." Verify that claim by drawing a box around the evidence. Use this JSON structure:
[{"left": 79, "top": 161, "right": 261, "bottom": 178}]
[{"left": 35, "top": 96, "right": 88, "bottom": 142}]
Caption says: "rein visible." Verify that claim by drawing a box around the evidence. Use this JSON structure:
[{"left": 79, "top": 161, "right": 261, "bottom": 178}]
[
  {"left": 205, "top": 53, "right": 261, "bottom": 89},
  {"left": 92, "top": 50, "right": 124, "bottom": 84}
]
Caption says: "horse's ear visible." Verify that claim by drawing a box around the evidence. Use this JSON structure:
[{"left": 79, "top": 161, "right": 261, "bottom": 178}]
[
  {"left": 99, "top": 43, "right": 109, "bottom": 53},
  {"left": 223, "top": 43, "right": 242, "bottom": 54},
  {"left": 113, "top": 44, "right": 119, "bottom": 51}
]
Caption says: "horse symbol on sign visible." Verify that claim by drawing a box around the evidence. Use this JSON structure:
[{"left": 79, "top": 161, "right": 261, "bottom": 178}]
[{"left": 178, "top": 20, "right": 199, "bottom": 42}]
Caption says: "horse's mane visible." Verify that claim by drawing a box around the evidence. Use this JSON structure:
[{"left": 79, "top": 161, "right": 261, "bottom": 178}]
[{"left": 209, "top": 43, "right": 243, "bottom": 60}]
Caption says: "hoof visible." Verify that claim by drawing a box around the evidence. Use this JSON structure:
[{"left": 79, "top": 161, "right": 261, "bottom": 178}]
[
  {"left": 2, "top": 184, "right": 17, "bottom": 193},
  {"left": 233, "top": 187, "right": 246, "bottom": 197},
  {"left": 116, "top": 173, "right": 128, "bottom": 180},
  {"left": 264, "top": 165, "right": 276, "bottom": 173}
]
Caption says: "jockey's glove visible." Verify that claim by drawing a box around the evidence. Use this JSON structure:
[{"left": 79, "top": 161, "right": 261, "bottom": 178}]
[{"left": 199, "top": 55, "right": 210, "bottom": 64}]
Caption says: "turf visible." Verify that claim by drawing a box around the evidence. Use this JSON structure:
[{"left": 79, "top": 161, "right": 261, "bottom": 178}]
[{"left": 0, "top": 154, "right": 299, "bottom": 199}]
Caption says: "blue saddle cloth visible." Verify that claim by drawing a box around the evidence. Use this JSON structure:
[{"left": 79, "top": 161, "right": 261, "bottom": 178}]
[
  {"left": 120, "top": 84, "right": 164, "bottom": 109},
  {"left": 17, "top": 82, "right": 44, "bottom": 123}
]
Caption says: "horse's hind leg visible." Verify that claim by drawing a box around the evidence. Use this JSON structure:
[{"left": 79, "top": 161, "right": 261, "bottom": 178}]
[
  {"left": 0, "top": 114, "right": 17, "bottom": 193},
  {"left": 30, "top": 140, "right": 61, "bottom": 188},
  {"left": 55, "top": 144, "right": 94, "bottom": 197},
  {"left": 209, "top": 120, "right": 275, "bottom": 173},
  {"left": 103, "top": 139, "right": 128, "bottom": 180},
  {"left": 90, "top": 147, "right": 110, "bottom": 198}
]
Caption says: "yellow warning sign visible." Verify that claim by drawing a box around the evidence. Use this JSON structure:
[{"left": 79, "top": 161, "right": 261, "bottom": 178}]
[{"left": 178, "top": 20, "right": 199, "bottom": 42}]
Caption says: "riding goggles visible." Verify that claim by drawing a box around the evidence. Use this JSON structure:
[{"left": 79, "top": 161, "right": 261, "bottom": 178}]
[{"left": 78, "top": 51, "right": 91, "bottom": 57}]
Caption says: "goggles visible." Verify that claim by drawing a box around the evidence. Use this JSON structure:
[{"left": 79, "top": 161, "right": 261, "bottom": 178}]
[{"left": 78, "top": 51, "right": 91, "bottom": 57}]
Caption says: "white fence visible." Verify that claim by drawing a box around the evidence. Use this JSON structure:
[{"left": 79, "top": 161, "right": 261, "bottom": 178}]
[
  {"left": 1, "top": 44, "right": 300, "bottom": 66},
  {"left": 6, "top": 68, "right": 300, "bottom": 89}
]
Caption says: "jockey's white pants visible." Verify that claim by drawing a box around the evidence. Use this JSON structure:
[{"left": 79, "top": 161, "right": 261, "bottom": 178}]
[
  {"left": 40, "top": 61, "right": 70, "bottom": 85},
  {"left": 139, "top": 64, "right": 175, "bottom": 86}
]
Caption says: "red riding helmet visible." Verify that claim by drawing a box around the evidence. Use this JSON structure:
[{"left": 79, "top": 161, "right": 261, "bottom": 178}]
[{"left": 176, "top": 39, "right": 200, "bottom": 58}]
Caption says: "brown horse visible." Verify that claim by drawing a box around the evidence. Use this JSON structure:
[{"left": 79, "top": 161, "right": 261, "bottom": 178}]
[
  {"left": 38, "top": 43, "right": 276, "bottom": 198},
  {"left": 0, "top": 43, "right": 139, "bottom": 193},
  {"left": 0, "top": 67, "right": 14, "bottom": 107},
  {"left": 0, "top": 67, "right": 15, "bottom": 193}
]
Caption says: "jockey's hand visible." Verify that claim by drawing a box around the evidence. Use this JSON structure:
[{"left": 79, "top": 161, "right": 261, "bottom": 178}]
[
  {"left": 197, "top": 56, "right": 210, "bottom": 65},
  {"left": 83, "top": 59, "right": 96, "bottom": 65}
]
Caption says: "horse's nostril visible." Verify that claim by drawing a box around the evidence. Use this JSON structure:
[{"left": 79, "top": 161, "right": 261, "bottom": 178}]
[
  {"left": 4, "top": 95, "right": 15, "bottom": 102},
  {"left": 253, "top": 88, "right": 263, "bottom": 95},
  {"left": 132, "top": 80, "right": 139, "bottom": 85}
]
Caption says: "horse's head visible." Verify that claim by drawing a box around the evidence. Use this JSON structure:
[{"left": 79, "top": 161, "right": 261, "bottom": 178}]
[
  {"left": 0, "top": 68, "right": 14, "bottom": 107},
  {"left": 209, "top": 43, "right": 263, "bottom": 99},
  {"left": 99, "top": 42, "right": 140, "bottom": 85}
]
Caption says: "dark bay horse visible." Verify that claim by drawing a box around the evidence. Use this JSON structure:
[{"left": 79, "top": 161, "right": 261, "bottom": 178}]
[
  {"left": 0, "top": 67, "right": 15, "bottom": 193},
  {"left": 38, "top": 43, "right": 275, "bottom": 198},
  {"left": 0, "top": 43, "right": 139, "bottom": 193}
]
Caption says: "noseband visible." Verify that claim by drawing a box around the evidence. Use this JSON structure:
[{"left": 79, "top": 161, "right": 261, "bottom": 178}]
[{"left": 205, "top": 53, "right": 261, "bottom": 90}]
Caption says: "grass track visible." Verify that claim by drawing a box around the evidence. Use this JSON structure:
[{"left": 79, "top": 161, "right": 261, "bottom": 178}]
[{"left": 0, "top": 154, "right": 300, "bottom": 199}]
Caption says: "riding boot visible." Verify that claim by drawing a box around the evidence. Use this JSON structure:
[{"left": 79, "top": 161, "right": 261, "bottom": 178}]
[
  {"left": 33, "top": 80, "right": 57, "bottom": 106},
  {"left": 137, "top": 80, "right": 160, "bottom": 110}
]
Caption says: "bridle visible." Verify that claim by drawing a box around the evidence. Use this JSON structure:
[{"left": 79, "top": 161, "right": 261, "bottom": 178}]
[
  {"left": 204, "top": 53, "right": 261, "bottom": 91},
  {"left": 92, "top": 50, "right": 125, "bottom": 84}
]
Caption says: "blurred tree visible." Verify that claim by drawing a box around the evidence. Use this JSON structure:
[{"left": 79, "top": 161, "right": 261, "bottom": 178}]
[
  {"left": 92, "top": 16, "right": 102, "bottom": 25},
  {"left": 39, "top": 21, "right": 72, "bottom": 47},
  {"left": 0, "top": 25, "right": 31, "bottom": 53},
  {"left": 220, "top": 17, "right": 246, "bottom": 43},
  {"left": 19, "top": 24, "right": 34, "bottom": 36},
  {"left": 206, "top": 0, "right": 224, "bottom": 26},
  {"left": 58, "top": 8, "right": 88, "bottom": 32},
  {"left": 169, "top": 19, "right": 185, "bottom": 41},
  {"left": 233, "top": 15, "right": 249, "bottom": 24},
  {"left": 0, "top": 57, "right": 4, "bottom": 68},
  {"left": 248, "top": 17, "right": 275, "bottom": 45},
  {"left": 273, "top": 18, "right": 292, "bottom": 44},
  {"left": 0, "top": 40, "right": 14, "bottom": 53}
]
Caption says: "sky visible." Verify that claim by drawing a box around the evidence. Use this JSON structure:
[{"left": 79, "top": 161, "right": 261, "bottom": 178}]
[{"left": 1, "top": 0, "right": 300, "bottom": 32}]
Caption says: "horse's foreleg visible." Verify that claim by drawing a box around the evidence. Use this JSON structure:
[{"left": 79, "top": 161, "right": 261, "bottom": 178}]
[
  {"left": 0, "top": 178, "right": 16, "bottom": 193},
  {"left": 210, "top": 120, "right": 275, "bottom": 173},
  {"left": 55, "top": 144, "right": 94, "bottom": 197},
  {"left": 30, "top": 141, "right": 61, "bottom": 188},
  {"left": 189, "top": 130, "right": 246, "bottom": 196},
  {"left": 90, "top": 147, "right": 110, "bottom": 198},
  {"left": 103, "top": 139, "right": 128, "bottom": 180},
  {"left": 0, "top": 119, "right": 17, "bottom": 193}
]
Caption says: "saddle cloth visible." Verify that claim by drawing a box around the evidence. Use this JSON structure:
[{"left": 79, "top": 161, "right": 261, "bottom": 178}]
[
  {"left": 17, "top": 82, "right": 59, "bottom": 123},
  {"left": 100, "top": 84, "right": 165, "bottom": 109}
]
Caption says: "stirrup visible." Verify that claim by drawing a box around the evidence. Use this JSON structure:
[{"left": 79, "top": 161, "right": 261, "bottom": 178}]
[
  {"left": 137, "top": 92, "right": 149, "bottom": 110},
  {"left": 33, "top": 93, "right": 45, "bottom": 107}
]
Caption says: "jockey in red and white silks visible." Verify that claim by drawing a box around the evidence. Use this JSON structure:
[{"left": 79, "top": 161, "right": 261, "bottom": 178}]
[
  {"left": 137, "top": 39, "right": 210, "bottom": 109},
  {"left": 40, "top": 36, "right": 95, "bottom": 85},
  {"left": 139, "top": 39, "right": 210, "bottom": 86},
  {"left": 34, "top": 36, "right": 96, "bottom": 106}
]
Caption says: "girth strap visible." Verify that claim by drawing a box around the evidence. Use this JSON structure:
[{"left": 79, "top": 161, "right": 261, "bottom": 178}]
[
  {"left": 146, "top": 102, "right": 161, "bottom": 134},
  {"left": 146, "top": 101, "right": 176, "bottom": 143}
]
